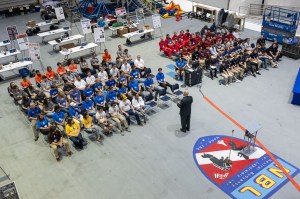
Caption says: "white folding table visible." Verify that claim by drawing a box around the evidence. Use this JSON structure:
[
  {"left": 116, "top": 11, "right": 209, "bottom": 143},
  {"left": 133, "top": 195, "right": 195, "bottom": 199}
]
[
  {"left": 0, "top": 50, "right": 21, "bottom": 62},
  {"left": 122, "top": 29, "right": 154, "bottom": 45},
  {"left": 26, "top": 20, "right": 57, "bottom": 29},
  {"left": 37, "top": 28, "right": 71, "bottom": 44},
  {"left": 48, "top": 34, "right": 84, "bottom": 52},
  {"left": 0, "top": 41, "right": 11, "bottom": 50},
  {"left": 0, "top": 61, "right": 33, "bottom": 80},
  {"left": 59, "top": 42, "right": 98, "bottom": 59}
]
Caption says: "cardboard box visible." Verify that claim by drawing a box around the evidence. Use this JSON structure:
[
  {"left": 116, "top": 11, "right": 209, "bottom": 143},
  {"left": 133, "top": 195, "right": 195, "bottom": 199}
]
[
  {"left": 26, "top": 20, "right": 36, "bottom": 27},
  {"left": 128, "top": 27, "right": 138, "bottom": 33},
  {"left": 117, "top": 28, "right": 129, "bottom": 36}
]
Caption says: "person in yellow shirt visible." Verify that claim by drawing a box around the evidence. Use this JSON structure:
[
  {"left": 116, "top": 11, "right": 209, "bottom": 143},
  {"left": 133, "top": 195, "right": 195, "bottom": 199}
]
[
  {"left": 82, "top": 111, "right": 103, "bottom": 142},
  {"left": 65, "top": 118, "right": 84, "bottom": 149}
]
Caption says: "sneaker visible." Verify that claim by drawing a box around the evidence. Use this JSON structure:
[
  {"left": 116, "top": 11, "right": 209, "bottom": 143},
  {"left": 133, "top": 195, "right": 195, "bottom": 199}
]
[
  {"left": 235, "top": 79, "right": 241, "bottom": 83},
  {"left": 125, "top": 128, "right": 131, "bottom": 132},
  {"left": 225, "top": 84, "right": 228, "bottom": 87},
  {"left": 120, "top": 130, "right": 125, "bottom": 136},
  {"left": 34, "top": 136, "right": 39, "bottom": 141},
  {"left": 256, "top": 72, "right": 261, "bottom": 75},
  {"left": 56, "top": 157, "right": 60, "bottom": 162},
  {"left": 67, "top": 152, "right": 72, "bottom": 157},
  {"left": 253, "top": 74, "right": 256, "bottom": 78},
  {"left": 138, "top": 123, "right": 144, "bottom": 126}
]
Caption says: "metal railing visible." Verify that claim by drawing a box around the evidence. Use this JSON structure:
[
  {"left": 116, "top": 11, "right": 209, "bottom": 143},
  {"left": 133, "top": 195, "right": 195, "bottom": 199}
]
[{"left": 239, "top": 3, "right": 300, "bottom": 16}]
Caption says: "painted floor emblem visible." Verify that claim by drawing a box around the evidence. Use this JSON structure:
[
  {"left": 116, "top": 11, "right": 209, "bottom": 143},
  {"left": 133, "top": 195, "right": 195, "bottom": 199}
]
[{"left": 193, "top": 135, "right": 300, "bottom": 199}]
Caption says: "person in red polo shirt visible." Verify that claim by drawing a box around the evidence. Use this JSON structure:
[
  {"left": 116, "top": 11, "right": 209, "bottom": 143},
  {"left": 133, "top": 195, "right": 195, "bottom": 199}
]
[
  {"left": 164, "top": 34, "right": 173, "bottom": 46},
  {"left": 184, "top": 29, "right": 192, "bottom": 40},
  {"left": 178, "top": 30, "right": 185, "bottom": 40},
  {"left": 20, "top": 76, "right": 31, "bottom": 89},
  {"left": 172, "top": 32, "right": 178, "bottom": 41},
  {"left": 159, "top": 37, "right": 166, "bottom": 52}
]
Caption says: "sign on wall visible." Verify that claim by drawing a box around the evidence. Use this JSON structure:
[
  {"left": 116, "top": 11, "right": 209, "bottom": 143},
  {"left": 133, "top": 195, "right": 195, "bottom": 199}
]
[
  {"left": 28, "top": 43, "right": 41, "bottom": 60},
  {"left": 7, "top": 25, "right": 18, "bottom": 41},
  {"left": 152, "top": 14, "right": 161, "bottom": 29},
  {"left": 16, "top": 34, "right": 29, "bottom": 51},
  {"left": 115, "top": 7, "right": 126, "bottom": 17},
  {"left": 193, "top": 135, "right": 299, "bottom": 199},
  {"left": 55, "top": 7, "right": 65, "bottom": 20},
  {"left": 93, "top": 27, "right": 105, "bottom": 43},
  {"left": 81, "top": 19, "right": 92, "bottom": 34}
]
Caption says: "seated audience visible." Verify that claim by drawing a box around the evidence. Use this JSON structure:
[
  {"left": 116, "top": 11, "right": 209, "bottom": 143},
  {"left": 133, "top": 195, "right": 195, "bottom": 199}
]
[
  {"left": 82, "top": 111, "right": 103, "bottom": 142},
  {"left": 48, "top": 126, "right": 71, "bottom": 162},
  {"left": 108, "top": 102, "right": 130, "bottom": 135},
  {"left": 119, "top": 94, "right": 143, "bottom": 126},
  {"left": 65, "top": 118, "right": 84, "bottom": 149},
  {"left": 95, "top": 106, "right": 113, "bottom": 136}
]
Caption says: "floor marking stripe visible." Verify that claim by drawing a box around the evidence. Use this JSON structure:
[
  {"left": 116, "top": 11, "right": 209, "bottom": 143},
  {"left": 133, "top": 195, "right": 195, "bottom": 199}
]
[{"left": 203, "top": 95, "right": 300, "bottom": 192}]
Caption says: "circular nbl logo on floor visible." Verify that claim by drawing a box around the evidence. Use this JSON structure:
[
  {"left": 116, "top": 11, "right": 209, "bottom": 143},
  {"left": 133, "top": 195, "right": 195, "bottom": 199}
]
[{"left": 193, "top": 135, "right": 300, "bottom": 199}]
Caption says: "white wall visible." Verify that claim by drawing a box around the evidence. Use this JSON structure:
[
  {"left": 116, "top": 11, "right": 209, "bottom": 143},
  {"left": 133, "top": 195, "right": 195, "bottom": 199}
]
[
  {"left": 265, "top": 0, "right": 300, "bottom": 8},
  {"left": 189, "top": 0, "right": 229, "bottom": 9},
  {"left": 228, "top": 0, "right": 263, "bottom": 13}
]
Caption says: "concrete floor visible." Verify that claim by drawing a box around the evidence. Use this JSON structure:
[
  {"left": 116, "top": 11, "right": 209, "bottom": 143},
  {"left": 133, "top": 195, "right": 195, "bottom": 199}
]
[{"left": 0, "top": 12, "right": 299, "bottom": 199}]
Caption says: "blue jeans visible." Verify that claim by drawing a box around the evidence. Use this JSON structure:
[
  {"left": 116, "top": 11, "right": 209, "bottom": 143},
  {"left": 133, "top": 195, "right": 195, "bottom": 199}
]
[
  {"left": 124, "top": 109, "right": 141, "bottom": 125},
  {"left": 69, "top": 133, "right": 84, "bottom": 149},
  {"left": 259, "top": 57, "right": 267, "bottom": 68}
]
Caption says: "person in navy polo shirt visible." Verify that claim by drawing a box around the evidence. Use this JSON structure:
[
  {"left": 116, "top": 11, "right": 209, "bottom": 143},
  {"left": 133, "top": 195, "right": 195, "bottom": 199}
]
[
  {"left": 106, "top": 75, "right": 117, "bottom": 90},
  {"left": 144, "top": 74, "right": 160, "bottom": 101},
  {"left": 83, "top": 84, "right": 94, "bottom": 98},
  {"left": 28, "top": 102, "right": 42, "bottom": 141},
  {"left": 129, "top": 77, "right": 141, "bottom": 95},
  {"left": 106, "top": 87, "right": 118, "bottom": 103},
  {"left": 175, "top": 57, "right": 187, "bottom": 80},
  {"left": 156, "top": 68, "right": 173, "bottom": 92},
  {"left": 52, "top": 105, "right": 66, "bottom": 132},
  {"left": 50, "top": 84, "right": 59, "bottom": 102},
  {"left": 36, "top": 114, "right": 51, "bottom": 136},
  {"left": 94, "top": 90, "right": 107, "bottom": 110},
  {"left": 68, "top": 102, "right": 83, "bottom": 120},
  {"left": 130, "top": 65, "right": 140, "bottom": 80},
  {"left": 69, "top": 85, "right": 82, "bottom": 105},
  {"left": 82, "top": 96, "right": 96, "bottom": 115},
  {"left": 93, "top": 78, "right": 103, "bottom": 93},
  {"left": 56, "top": 91, "right": 69, "bottom": 113}
]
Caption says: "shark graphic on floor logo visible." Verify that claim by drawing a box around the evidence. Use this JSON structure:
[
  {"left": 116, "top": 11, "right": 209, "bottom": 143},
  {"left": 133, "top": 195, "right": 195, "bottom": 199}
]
[{"left": 193, "top": 135, "right": 300, "bottom": 199}]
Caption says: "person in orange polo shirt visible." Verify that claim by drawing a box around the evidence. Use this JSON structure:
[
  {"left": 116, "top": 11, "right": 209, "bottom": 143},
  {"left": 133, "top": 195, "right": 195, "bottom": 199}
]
[
  {"left": 34, "top": 70, "right": 44, "bottom": 87},
  {"left": 46, "top": 66, "right": 56, "bottom": 80},
  {"left": 57, "top": 62, "right": 67, "bottom": 76},
  {"left": 68, "top": 59, "right": 78, "bottom": 74},
  {"left": 102, "top": 49, "right": 111, "bottom": 63},
  {"left": 20, "top": 76, "right": 31, "bottom": 89}
]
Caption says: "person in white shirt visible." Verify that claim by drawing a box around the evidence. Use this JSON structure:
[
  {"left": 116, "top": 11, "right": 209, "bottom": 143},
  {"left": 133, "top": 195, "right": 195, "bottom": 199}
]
[
  {"left": 95, "top": 106, "right": 112, "bottom": 135},
  {"left": 119, "top": 94, "right": 143, "bottom": 126},
  {"left": 98, "top": 67, "right": 108, "bottom": 84},
  {"left": 108, "top": 102, "right": 129, "bottom": 135},
  {"left": 74, "top": 75, "right": 87, "bottom": 91},
  {"left": 132, "top": 93, "right": 150, "bottom": 124},
  {"left": 86, "top": 71, "right": 96, "bottom": 85},
  {"left": 134, "top": 55, "right": 145, "bottom": 77},
  {"left": 110, "top": 64, "right": 120, "bottom": 78},
  {"left": 121, "top": 59, "right": 131, "bottom": 75}
]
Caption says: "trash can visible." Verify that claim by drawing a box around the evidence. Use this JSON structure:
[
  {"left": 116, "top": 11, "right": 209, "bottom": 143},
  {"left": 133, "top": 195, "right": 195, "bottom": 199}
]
[{"left": 35, "top": 6, "right": 41, "bottom": 12}]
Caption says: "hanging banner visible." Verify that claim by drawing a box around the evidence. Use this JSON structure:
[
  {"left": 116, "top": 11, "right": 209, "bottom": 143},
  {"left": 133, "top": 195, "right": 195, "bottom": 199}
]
[
  {"left": 16, "top": 34, "right": 29, "bottom": 51},
  {"left": 81, "top": 19, "right": 92, "bottom": 34},
  {"left": 152, "top": 14, "right": 161, "bottom": 29},
  {"left": 115, "top": 7, "right": 126, "bottom": 17},
  {"left": 28, "top": 43, "right": 41, "bottom": 60},
  {"left": 136, "top": 8, "right": 145, "bottom": 22},
  {"left": 55, "top": 7, "right": 65, "bottom": 20},
  {"left": 93, "top": 27, "right": 105, "bottom": 43},
  {"left": 7, "top": 25, "right": 18, "bottom": 41}
]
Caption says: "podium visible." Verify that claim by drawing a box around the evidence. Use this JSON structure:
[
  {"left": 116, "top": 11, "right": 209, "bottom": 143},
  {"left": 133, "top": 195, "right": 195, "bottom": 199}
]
[{"left": 239, "top": 121, "right": 262, "bottom": 159}]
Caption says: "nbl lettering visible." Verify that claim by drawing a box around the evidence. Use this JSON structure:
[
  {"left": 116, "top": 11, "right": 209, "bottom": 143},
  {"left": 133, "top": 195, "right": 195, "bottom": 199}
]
[{"left": 239, "top": 165, "right": 290, "bottom": 196}]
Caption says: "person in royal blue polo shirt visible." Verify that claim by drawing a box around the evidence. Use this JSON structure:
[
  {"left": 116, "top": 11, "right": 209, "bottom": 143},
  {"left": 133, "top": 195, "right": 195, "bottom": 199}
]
[
  {"left": 129, "top": 77, "right": 141, "bottom": 95},
  {"left": 118, "top": 71, "right": 127, "bottom": 87},
  {"left": 68, "top": 102, "right": 83, "bottom": 120},
  {"left": 94, "top": 90, "right": 107, "bottom": 110},
  {"left": 50, "top": 84, "right": 59, "bottom": 102},
  {"left": 56, "top": 91, "right": 69, "bottom": 113},
  {"left": 52, "top": 105, "right": 66, "bottom": 132},
  {"left": 28, "top": 102, "right": 42, "bottom": 141},
  {"left": 118, "top": 83, "right": 128, "bottom": 98},
  {"left": 130, "top": 65, "right": 140, "bottom": 80},
  {"left": 106, "top": 86, "right": 118, "bottom": 103},
  {"left": 156, "top": 68, "right": 173, "bottom": 92},
  {"left": 106, "top": 75, "right": 117, "bottom": 90},
  {"left": 82, "top": 96, "right": 96, "bottom": 115},
  {"left": 93, "top": 78, "right": 103, "bottom": 93},
  {"left": 69, "top": 85, "right": 82, "bottom": 105},
  {"left": 36, "top": 114, "right": 51, "bottom": 135},
  {"left": 83, "top": 84, "right": 94, "bottom": 98},
  {"left": 175, "top": 57, "right": 187, "bottom": 80},
  {"left": 144, "top": 74, "right": 160, "bottom": 101}
]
